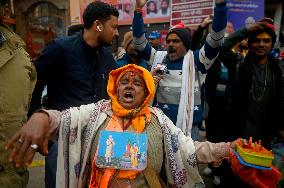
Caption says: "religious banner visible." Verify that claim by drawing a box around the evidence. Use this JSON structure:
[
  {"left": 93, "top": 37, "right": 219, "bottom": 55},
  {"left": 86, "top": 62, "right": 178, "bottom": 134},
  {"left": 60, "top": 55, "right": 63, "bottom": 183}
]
[
  {"left": 227, "top": 0, "right": 264, "bottom": 31},
  {"left": 76, "top": 0, "right": 171, "bottom": 25},
  {"left": 71, "top": 0, "right": 265, "bottom": 29},
  {"left": 96, "top": 130, "right": 148, "bottom": 170}
]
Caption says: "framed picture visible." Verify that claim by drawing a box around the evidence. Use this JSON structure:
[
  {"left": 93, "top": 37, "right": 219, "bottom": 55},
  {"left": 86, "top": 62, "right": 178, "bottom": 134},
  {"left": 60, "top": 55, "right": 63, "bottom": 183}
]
[{"left": 96, "top": 130, "right": 148, "bottom": 171}]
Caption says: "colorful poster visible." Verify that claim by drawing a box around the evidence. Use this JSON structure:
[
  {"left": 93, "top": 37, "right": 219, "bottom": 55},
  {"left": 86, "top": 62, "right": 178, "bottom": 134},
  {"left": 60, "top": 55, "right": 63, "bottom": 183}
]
[
  {"left": 72, "top": 0, "right": 265, "bottom": 29},
  {"left": 96, "top": 130, "right": 148, "bottom": 170},
  {"left": 227, "top": 0, "right": 264, "bottom": 31},
  {"left": 78, "top": 0, "right": 171, "bottom": 25}
]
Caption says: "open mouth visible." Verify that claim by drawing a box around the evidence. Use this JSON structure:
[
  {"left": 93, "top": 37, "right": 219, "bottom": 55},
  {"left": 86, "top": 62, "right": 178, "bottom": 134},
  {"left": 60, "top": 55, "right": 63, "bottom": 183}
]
[
  {"left": 168, "top": 49, "right": 176, "bottom": 54},
  {"left": 123, "top": 92, "right": 134, "bottom": 102}
]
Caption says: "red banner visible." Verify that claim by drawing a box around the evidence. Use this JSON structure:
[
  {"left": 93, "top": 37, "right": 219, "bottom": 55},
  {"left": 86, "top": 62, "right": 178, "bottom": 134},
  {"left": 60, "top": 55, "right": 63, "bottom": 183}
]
[
  {"left": 171, "top": 0, "right": 214, "bottom": 28},
  {"left": 171, "top": 8, "right": 212, "bottom": 18}
]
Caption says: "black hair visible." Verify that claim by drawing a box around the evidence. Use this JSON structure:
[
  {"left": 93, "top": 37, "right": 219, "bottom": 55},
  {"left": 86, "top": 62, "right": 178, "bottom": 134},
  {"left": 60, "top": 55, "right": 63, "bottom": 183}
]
[
  {"left": 83, "top": 1, "right": 119, "bottom": 29},
  {"left": 146, "top": 1, "right": 157, "bottom": 14}
]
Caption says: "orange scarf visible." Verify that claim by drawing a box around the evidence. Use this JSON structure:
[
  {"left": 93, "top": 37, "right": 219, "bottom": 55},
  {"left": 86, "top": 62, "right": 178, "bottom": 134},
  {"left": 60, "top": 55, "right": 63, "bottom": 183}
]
[{"left": 89, "top": 64, "right": 155, "bottom": 188}]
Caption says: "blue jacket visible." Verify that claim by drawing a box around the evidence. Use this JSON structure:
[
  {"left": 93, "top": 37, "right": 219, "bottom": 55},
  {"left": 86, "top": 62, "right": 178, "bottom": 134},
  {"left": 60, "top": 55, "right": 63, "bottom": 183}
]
[{"left": 132, "top": 2, "right": 227, "bottom": 125}]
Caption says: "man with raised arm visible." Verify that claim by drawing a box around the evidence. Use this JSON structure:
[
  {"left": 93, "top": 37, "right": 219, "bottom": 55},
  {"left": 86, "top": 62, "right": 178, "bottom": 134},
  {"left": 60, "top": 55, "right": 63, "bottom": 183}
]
[{"left": 132, "top": 0, "right": 227, "bottom": 136}]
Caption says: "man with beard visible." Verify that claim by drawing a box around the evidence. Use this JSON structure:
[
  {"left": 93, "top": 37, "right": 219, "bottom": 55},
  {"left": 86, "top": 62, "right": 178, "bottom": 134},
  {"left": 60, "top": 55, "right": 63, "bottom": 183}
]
[
  {"left": 158, "top": 0, "right": 170, "bottom": 17},
  {"left": 132, "top": 0, "right": 227, "bottom": 136},
  {"left": 27, "top": 2, "right": 119, "bottom": 188},
  {"left": 116, "top": 31, "right": 149, "bottom": 70}
]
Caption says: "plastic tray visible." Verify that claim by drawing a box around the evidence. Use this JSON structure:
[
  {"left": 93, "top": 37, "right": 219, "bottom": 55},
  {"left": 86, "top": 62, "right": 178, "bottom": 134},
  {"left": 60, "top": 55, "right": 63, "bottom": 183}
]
[
  {"left": 235, "top": 151, "right": 272, "bottom": 170},
  {"left": 236, "top": 145, "right": 274, "bottom": 167}
]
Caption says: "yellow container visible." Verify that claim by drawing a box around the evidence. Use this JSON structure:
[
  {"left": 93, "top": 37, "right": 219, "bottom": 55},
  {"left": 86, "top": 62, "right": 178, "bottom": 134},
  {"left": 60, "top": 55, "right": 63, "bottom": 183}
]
[{"left": 236, "top": 145, "right": 274, "bottom": 167}]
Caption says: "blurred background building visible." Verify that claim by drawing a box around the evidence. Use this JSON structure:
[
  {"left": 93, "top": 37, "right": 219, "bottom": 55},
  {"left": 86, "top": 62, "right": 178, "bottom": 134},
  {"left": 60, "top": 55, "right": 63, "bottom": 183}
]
[
  {"left": 12, "top": 0, "right": 69, "bottom": 60},
  {"left": 3, "top": 0, "right": 284, "bottom": 59}
]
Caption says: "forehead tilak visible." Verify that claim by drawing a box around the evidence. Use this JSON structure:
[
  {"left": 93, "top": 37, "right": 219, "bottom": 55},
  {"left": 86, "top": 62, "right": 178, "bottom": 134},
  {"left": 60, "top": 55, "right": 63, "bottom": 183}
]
[
  {"left": 120, "top": 71, "right": 142, "bottom": 80},
  {"left": 130, "top": 71, "right": 136, "bottom": 77}
]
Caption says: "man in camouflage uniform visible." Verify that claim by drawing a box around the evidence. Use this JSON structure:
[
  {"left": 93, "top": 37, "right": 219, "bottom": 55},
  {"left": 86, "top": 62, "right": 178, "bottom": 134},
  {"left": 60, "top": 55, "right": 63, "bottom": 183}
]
[{"left": 0, "top": 0, "right": 36, "bottom": 187}]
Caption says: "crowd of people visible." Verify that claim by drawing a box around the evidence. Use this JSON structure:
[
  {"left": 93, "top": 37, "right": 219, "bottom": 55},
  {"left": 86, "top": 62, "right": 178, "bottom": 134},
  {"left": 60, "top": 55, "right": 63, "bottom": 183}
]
[{"left": 1, "top": 0, "right": 284, "bottom": 187}]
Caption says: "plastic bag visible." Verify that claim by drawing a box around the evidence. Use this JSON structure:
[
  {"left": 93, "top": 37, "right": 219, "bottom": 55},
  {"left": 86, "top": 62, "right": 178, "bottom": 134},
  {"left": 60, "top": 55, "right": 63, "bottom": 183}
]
[
  {"left": 229, "top": 152, "right": 281, "bottom": 188},
  {"left": 272, "top": 143, "right": 284, "bottom": 186}
]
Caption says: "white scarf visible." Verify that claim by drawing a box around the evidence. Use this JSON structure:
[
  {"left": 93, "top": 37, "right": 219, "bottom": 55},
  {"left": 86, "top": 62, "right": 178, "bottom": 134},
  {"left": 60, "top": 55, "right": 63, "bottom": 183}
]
[
  {"left": 152, "top": 50, "right": 195, "bottom": 136},
  {"left": 176, "top": 50, "right": 195, "bottom": 136}
]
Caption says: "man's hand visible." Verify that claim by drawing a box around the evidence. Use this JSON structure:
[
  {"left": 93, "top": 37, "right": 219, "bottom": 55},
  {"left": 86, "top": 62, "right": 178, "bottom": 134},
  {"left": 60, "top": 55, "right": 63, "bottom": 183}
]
[
  {"left": 259, "top": 17, "right": 274, "bottom": 24},
  {"left": 230, "top": 138, "right": 247, "bottom": 150},
  {"left": 246, "top": 17, "right": 274, "bottom": 33},
  {"left": 151, "top": 67, "right": 164, "bottom": 85},
  {"left": 5, "top": 112, "right": 51, "bottom": 167},
  {"left": 215, "top": 0, "right": 226, "bottom": 4},
  {"left": 153, "top": 75, "right": 163, "bottom": 85},
  {"left": 136, "top": 0, "right": 148, "bottom": 9},
  {"left": 200, "top": 15, "right": 213, "bottom": 28}
]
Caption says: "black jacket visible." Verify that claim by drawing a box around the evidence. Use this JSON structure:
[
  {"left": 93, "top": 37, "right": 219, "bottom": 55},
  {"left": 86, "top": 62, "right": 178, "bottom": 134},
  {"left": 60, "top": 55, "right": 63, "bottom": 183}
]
[
  {"left": 219, "top": 28, "right": 284, "bottom": 146},
  {"left": 28, "top": 31, "right": 115, "bottom": 114}
]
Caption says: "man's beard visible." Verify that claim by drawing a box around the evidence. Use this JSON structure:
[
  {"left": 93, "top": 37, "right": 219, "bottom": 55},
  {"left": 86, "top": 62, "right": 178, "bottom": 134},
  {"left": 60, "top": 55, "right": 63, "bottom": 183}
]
[
  {"left": 167, "top": 47, "right": 176, "bottom": 54},
  {"left": 161, "top": 7, "right": 168, "bottom": 15},
  {"left": 167, "top": 47, "right": 179, "bottom": 61},
  {"left": 101, "top": 37, "right": 113, "bottom": 47}
]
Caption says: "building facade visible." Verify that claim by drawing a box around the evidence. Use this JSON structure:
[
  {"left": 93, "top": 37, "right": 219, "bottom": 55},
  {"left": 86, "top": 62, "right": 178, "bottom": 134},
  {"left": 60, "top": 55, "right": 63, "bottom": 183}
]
[{"left": 13, "top": 0, "right": 70, "bottom": 60}]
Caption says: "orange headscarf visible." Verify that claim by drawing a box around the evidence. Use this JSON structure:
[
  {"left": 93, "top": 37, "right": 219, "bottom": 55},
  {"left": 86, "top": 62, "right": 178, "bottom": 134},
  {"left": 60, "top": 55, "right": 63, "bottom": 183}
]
[
  {"left": 89, "top": 64, "right": 155, "bottom": 188},
  {"left": 107, "top": 64, "right": 155, "bottom": 132}
]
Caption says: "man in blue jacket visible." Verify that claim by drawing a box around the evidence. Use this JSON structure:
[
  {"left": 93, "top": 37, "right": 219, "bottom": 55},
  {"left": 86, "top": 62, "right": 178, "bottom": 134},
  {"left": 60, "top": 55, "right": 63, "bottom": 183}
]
[{"left": 133, "top": 0, "right": 227, "bottom": 137}]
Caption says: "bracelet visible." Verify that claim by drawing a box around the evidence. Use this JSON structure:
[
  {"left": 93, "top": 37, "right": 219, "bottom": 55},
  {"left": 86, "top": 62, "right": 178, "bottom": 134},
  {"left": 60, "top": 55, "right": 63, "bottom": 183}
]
[
  {"left": 35, "top": 109, "right": 51, "bottom": 123},
  {"left": 135, "top": 7, "right": 142, "bottom": 14}
]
